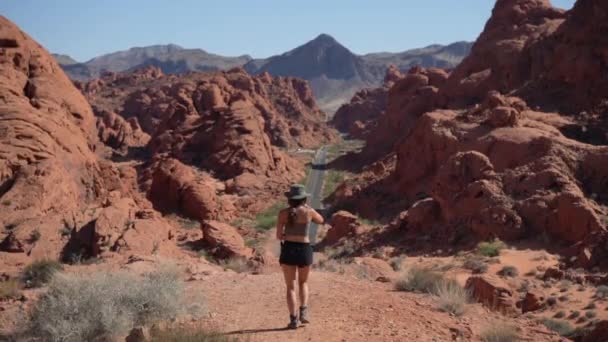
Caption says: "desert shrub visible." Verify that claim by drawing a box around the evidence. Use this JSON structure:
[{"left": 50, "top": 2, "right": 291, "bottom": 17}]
[
  {"left": 558, "top": 295, "right": 569, "bottom": 302},
  {"left": 26, "top": 268, "right": 205, "bottom": 342},
  {"left": 584, "top": 302, "right": 597, "bottom": 310},
  {"left": 394, "top": 267, "right": 446, "bottom": 294},
  {"left": 218, "top": 257, "right": 252, "bottom": 273},
  {"left": 480, "top": 323, "right": 519, "bottom": 342},
  {"left": 518, "top": 280, "right": 531, "bottom": 293},
  {"left": 476, "top": 239, "right": 507, "bottom": 257},
  {"left": 29, "top": 229, "right": 41, "bottom": 243},
  {"left": 21, "top": 259, "right": 63, "bottom": 288},
  {"left": 435, "top": 281, "right": 469, "bottom": 316},
  {"left": 389, "top": 255, "right": 406, "bottom": 271},
  {"left": 569, "top": 311, "right": 580, "bottom": 319},
  {"left": 524, "top": 269, "right": 537, "bottom": 277},
  {"left": 254, "top": 202, "right": 284, "bottom": 231},
  {"left": 541, "top": 318, "right": 574, "bottom": 336},
  {"left": 0, "top": 279, "right": 21, "bottom": 300},
  {"left": 151, "top": 327, "right": 236, "bottom": 342},
  {"left": 326, "top": 240, "right": 356, "bottom": 260},
  {"left": 498, "top": 265, "right": 518, "bottom": 278},
  {"left": 585, "top": 310, "right": 597, "bottom": 319},
  {"left": 595, "top": 285, "right": 608, "bottom": 299},
  {"left": 547, "top": 296, "right": 557, "bottom": 306},
  {"left": 463, "top": 256, "right": 488, "bottom": 274},
  {"left": 554, "top": 311, "right": 566, "bottom": 318},
  {"left": 323, "top": 169, "right": 347, "bottom": 198}
]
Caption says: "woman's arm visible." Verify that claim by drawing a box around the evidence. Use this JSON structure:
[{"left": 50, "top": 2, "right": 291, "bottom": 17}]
[
  {"left": 275, "top": 209, "right": 286, "bottom": 240},
  {"left": 306, "top": 205, "right": 324, "bottom": 224}
]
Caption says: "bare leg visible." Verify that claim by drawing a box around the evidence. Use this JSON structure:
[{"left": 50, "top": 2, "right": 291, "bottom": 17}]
[
  {"left": 297, "top": 266, "right": 311, "bottom": 307},
  {"left": 281, "top": 264, "right": 297, "bottom": 316}
]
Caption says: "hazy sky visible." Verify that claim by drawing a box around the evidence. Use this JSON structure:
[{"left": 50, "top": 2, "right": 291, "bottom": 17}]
[{"left": 1, "top": 0, "right": 576, "bottom": 62}]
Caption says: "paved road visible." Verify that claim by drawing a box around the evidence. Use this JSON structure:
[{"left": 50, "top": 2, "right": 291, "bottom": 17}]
[{"left": 305, "top": 146, "right": 327, "bottom": 244}]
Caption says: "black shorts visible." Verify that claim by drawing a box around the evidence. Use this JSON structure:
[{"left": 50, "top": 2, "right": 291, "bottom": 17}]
[{"left": 279, "top": 241, "right": 313, "bottom": 267}]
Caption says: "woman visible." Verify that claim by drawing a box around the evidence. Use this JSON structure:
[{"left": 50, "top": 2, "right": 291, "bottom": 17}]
[{"left": 276, "top": 184, "right": 324, "bottom": 329}]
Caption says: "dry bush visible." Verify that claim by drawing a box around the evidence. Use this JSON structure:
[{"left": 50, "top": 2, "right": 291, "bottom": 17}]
[
  {"left": 463, "top": 256, "right": 488, "bottom": 274},
  {"left": 498, "top": 265, "right": 518, "bottom": 278},
  {"left": 480, "top": 323, "right": 519, "bottom": 342},
  {"left": 219, "top": 257, "right": 252, "bottom": 273},
  {"left": 389, "top": 255, "right": 406, "bottom": 271},
  {"left": 394, "top": 267, "right": 445, "bottom": 294},
  {"left": 541, "top": 318, "right": 574, "bottom": 337},
  {"left": 21, "top": 259, "right": 63, "bottom": 288},
  {"left": 435, "top": 281, "right": 470, "bottom": 316},
  {"left": 25, "top": 268, "right": 205, "bottom": 342},
  {"left": 595, "top": 285, "right": 608, "bottom": 299}
]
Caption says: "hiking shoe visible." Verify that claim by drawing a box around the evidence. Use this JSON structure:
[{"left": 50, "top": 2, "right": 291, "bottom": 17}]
[
  {"left": 287, "top": 315, "right": 299, "bottom": 329},
  {"left": 299, "top": 306, "right": 310, "bottom": 324}
]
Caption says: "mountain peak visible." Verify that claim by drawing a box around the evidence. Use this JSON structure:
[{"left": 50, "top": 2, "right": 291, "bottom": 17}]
[{"left": 312, "top": 33, "right": 338, "bottom": 44}]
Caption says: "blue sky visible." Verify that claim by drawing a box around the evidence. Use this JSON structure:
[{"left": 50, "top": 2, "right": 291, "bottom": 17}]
[{"left": 1, "top": 0, "right": 576, "bottom": 62}]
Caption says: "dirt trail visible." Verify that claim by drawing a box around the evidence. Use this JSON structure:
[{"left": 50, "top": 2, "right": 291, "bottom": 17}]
[{"left": 191, "top": 270, "right": 561, "bottom": 342}]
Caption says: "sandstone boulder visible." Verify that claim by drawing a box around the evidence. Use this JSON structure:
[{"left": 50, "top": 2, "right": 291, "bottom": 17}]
[
  {"left": 465, "top": 275, "right": 517, "bottom": 314},
  {"left": 201, "top": 220, "right": 253, "bottom": 259},
  {"left": 322, "top": 211, "right": 363, "bottom": 245}
]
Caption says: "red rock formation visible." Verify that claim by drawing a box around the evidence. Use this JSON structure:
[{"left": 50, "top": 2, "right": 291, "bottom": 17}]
[
  {"left": 328, "top": 0, "right": 608, "bottom": 261},
  {"left": 322, "top": 211, "right": 365, "bottom": 245},
  {"left": 80, "top": 66, "right": 337, "bottom": 219},
  {"left": 331, "top": 67, "right": 403, "bottom": 139},
  {"left": 0, "top": 16, "right": 175, "bottom": 265},
  {"left": 465, "top": 275, "right": 518, "bottom": 314},
  {"left": 201, "top": 220, "right": 253, "bottom": 259}
]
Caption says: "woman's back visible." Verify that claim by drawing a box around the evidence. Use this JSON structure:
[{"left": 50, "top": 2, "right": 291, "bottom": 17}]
[{"left": 279, "top": 205, "right": 323, "bottom": 243}]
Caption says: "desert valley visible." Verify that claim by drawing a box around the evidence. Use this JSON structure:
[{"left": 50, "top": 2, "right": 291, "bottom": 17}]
[{"left": 1, "top": 0, "right": 608, "bottom": 341}]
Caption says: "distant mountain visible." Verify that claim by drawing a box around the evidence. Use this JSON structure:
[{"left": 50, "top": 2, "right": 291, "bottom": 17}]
[
  {"left": 362, "top": 41, "right": 473, "bottom": 71},
  {"left": 245, "top": 35, "right": 472, "bottom": 113},
  {"left": 52, "top": 53, "right": 79, "bottom": 65},
  {"left": 57, "top": 44, "right": 252, "bottom": 80},
  {"left": 54, "top": 37, "right": 471, "bottom": 112}
]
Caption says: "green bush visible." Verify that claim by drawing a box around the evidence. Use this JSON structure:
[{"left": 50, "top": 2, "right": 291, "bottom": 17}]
[
  {"left": 541, "top": 318, "right": 574, "bottom": 336},
  {"left": 254, "top": 202, "right": 284, "bottom": 231},
  {"left": 26, "top": 268, "right": 205, "bottom": 342},
  {"left": 21, "top": 259, "right": 63, "bottom": 288},
  {"left": 480, "top": 323, "right": 519, "bottom": 342},
  {"left": 476, "top": 239, "right": 507, "bottom": 257}
]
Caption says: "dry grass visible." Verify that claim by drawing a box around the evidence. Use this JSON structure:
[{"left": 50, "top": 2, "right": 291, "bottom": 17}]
[
  {"left": 435, "top": 281, "right": 470, "bottom": 316},
  {"left": 218, "top": 257, "right": 252, "bottom": 273},
  {"left": 394, "top": 267, "right": 445, "bottom": 293},
  {"left": 480, "top": 323, "right": 519, "bottom": 342},
  {"left": 389, "top": 255, "right": 406, "bottom": 271},
  {"left": 24, "top": 268, "right": 205, "bottom": 342},
  {"left": 0, "top": 279, "right": 21, "bottom": 300}
]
